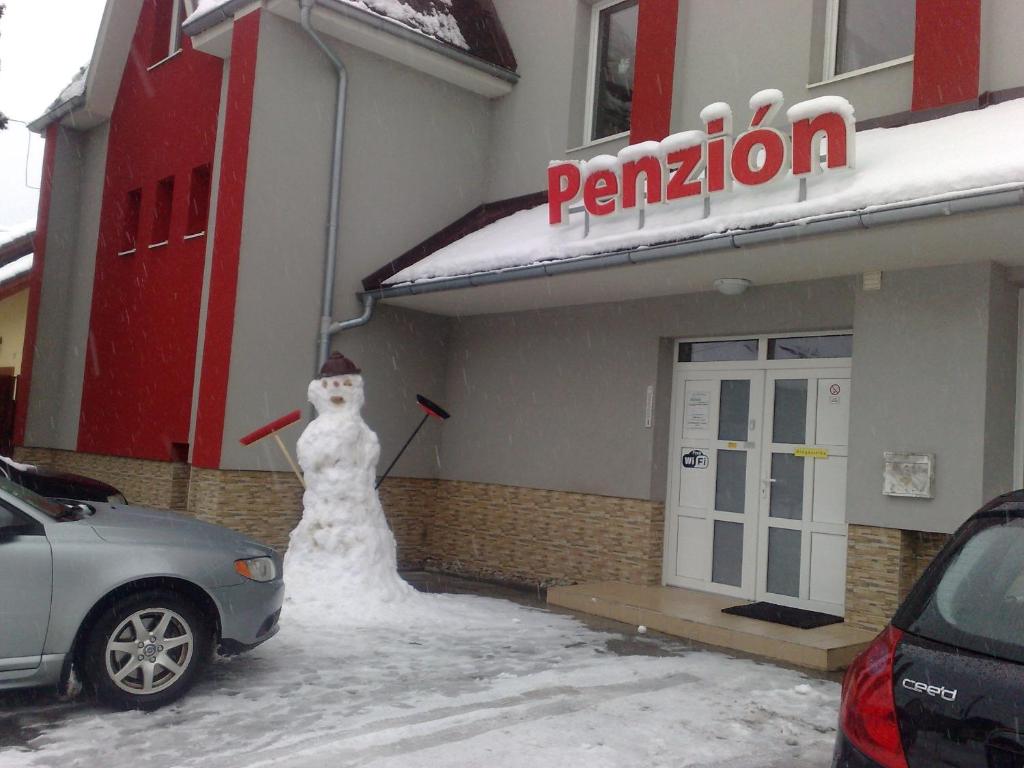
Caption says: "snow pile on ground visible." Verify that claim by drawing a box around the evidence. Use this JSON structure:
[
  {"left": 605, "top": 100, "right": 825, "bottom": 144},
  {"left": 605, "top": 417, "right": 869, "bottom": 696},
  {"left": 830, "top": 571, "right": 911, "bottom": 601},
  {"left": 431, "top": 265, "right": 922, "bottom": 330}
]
[
  {"left": 283, "top": 364, "right": 415, "bottom": 622},
  {"left": 187, "top": 0, "right": 468, "bottom": 50},
  {"left": 387, "top": 98, "right": 1024, "bottom": 285},
  {"left": 0, "top": 587, "right": 840, "bottom": 768}
]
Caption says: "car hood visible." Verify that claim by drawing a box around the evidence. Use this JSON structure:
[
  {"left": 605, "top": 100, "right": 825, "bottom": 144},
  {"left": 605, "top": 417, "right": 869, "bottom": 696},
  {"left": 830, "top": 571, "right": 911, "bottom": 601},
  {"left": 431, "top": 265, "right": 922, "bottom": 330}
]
[{"left": 88, "top": 503, "right": 272, "bottom": 555}]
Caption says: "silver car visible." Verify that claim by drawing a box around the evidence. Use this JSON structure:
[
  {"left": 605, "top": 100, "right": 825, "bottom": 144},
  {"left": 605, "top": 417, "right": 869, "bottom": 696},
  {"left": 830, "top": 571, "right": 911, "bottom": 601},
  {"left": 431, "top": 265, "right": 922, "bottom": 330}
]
[{"left": 0, "top": 479, "right": 283, "bottom": 710}]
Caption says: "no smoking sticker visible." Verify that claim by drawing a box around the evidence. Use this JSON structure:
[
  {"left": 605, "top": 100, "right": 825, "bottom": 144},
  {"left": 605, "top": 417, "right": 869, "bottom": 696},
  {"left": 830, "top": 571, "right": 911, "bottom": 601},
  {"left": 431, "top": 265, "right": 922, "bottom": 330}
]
[{"left": 829, "top": 384, "right": 841, "bottom": 396}]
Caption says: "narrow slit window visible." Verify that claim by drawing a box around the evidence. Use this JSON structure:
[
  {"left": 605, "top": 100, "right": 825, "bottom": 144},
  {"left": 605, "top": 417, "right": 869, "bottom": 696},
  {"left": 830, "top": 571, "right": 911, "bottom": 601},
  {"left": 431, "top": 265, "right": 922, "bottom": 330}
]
[
  {"left": 588, "top": 0, "right": 638, "bottom": 142},
  {"left": 151, "top": 176, "right": 174, "bottom": 247},
  {"left": 186, "top": 164, "right": 211, "bottom": 236},
  {"left": 826, "top": 0, "right": 915, "bottom": 78},
  {"left": 119, "top": 188, "right": 142, "bottom": 255}
]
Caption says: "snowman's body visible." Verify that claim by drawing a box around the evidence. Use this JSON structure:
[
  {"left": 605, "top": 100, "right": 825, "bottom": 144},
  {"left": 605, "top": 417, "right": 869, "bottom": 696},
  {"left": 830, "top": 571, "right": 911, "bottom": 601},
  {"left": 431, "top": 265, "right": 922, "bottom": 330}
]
[{"left": 284, "top": 368, "right": 412, "bottom": 604}]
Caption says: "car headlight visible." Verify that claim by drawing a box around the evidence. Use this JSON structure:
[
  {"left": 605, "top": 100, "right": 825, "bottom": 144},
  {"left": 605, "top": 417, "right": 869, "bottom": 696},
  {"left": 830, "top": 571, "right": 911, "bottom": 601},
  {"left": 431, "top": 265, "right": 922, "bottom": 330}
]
[{"left": 234, "top": 556, "right": 277, "bottom": 582}]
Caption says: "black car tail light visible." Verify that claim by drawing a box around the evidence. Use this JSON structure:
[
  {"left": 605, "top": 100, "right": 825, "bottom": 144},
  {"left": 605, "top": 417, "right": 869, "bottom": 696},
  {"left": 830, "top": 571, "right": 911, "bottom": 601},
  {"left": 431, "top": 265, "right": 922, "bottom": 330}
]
[{"left": 839, "top": 624, "right": 908, "bottom": 768}]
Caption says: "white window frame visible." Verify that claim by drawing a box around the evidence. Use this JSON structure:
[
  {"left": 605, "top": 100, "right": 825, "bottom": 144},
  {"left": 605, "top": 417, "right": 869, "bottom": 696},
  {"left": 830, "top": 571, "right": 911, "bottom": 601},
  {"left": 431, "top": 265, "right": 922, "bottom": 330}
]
[
  {"left": 675, "top": 331, "right": 855, "bottom": 373},
  {"left": 819, "top": 0, "right": 914, "bottom": 85},
  {"left": 583, "top": 0, "right": 636, "bottom": 147}
]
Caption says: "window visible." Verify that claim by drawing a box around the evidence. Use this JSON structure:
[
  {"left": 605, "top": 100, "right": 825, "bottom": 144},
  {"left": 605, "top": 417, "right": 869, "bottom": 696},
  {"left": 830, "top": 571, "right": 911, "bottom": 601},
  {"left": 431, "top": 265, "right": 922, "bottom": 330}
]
[
  {"left": 151, "top": 176, "right": 174, "bottom": 247},
  {"left": 149, "top": 0, "right": 194, "bottom": 66},
  {"left": 824, "top": 0, "right": 915, "bottom": 79},
  {"left": 767, "top": 334, "right": 853, "bottom": 360},
  {"left": 186, "top": 164, "right": 212, "bottom": 237},
  {"left": 678, "top": 339, "right": 759, "bottom": 363},
  {"left": 586, "top": 0, "right": 638, "bottom": 143},
  {"left": 118, "top": 188, "right": 142, "bottom": 255}
]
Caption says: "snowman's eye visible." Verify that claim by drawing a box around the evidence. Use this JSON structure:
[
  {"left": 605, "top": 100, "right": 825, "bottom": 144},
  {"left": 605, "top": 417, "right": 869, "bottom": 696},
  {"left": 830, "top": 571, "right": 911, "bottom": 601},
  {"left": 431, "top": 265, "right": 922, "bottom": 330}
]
[{"left": 343, "top": 380, "right": 352, "bottom": 387}]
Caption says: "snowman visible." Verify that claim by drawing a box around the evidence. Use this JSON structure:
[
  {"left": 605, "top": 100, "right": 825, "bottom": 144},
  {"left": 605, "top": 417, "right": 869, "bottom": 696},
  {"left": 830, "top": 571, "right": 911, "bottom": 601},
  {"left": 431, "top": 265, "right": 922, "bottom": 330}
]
[{"left": 284, "top": 352, "right": 413, "bottom": 607}]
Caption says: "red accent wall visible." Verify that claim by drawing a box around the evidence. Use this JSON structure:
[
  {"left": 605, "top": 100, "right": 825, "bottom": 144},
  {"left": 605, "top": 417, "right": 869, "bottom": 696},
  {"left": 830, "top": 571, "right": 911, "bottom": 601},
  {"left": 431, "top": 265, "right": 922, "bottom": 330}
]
[
  {"left": 191, "top": 11, "right": 261, "bottom": 469},
  {"left": 77, "top": 0, "right": 224, "bottom": 461},
  {"left": 629, "top": 0, "right": 679, "bottom": 144},
  {"left": 14, "top": 123, "right": 58, "bottom": 447},
  {"left": 911, "top": 0, "right": 981, "bottom": 111}
]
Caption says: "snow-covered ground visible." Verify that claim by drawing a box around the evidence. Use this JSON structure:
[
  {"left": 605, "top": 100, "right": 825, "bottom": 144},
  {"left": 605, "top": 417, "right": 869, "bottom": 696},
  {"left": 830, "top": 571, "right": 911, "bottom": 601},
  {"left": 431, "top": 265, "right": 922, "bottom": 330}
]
[{"left": 1, "top": 584, "right": 839, "bottom": 768}]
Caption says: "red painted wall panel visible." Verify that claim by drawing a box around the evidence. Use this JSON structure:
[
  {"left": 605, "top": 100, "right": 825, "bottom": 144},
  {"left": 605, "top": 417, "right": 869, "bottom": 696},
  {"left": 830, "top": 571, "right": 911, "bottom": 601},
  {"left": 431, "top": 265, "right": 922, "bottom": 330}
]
[
  {"left": 629, "top": 0, "right": 679, "bottom": 144},
  {"left": 191, "top": 11, "right": 261, "bottom": 469},
  {"left": 14, "top": 123, "right": 58, "bottom": 447},
  {"left": 77, "top": 0, "right": 223, "bottom": 461},
  {"left": 912, "top": 0, "right": 980, "bottom": 111}
]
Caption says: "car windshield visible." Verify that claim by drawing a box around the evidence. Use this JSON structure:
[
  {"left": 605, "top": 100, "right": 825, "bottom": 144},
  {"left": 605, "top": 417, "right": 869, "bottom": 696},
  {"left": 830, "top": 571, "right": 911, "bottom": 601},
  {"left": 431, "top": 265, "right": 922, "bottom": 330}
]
[
  {"left": 901, "top": 513, "right": 1024, "bottom": 665},
  {"left": 0, "top": 476, "right": 70, "bottom": 520}
]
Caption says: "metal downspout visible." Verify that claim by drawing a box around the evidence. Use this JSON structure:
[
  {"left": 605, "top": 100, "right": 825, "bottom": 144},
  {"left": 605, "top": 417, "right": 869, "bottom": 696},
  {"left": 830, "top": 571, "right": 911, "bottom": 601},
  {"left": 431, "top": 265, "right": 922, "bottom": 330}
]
[{"left": 299, "top": 0, "right": 372, "bottom": 372}]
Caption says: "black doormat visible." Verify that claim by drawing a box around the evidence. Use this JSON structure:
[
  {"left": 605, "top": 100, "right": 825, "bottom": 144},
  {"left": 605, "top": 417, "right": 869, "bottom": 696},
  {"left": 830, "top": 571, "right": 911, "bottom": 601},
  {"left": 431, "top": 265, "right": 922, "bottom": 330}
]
[{"left": 722, "top": 601, "right": 844, "bottom": 629}]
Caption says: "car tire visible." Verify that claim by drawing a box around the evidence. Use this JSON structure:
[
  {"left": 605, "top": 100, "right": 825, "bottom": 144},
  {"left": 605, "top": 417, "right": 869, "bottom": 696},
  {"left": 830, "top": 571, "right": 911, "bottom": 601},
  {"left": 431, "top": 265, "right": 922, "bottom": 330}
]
[{"left": 82, "top": 590, "right": 212, "bottom": 710}]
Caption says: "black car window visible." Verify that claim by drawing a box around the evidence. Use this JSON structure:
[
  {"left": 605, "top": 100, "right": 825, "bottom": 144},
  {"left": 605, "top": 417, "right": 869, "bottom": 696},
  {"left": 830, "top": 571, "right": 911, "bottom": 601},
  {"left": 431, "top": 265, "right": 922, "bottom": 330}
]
[
  {"left": 900, "top": 514, "right": 1024, "bottom": 665},
  {"left": 0, "top": 477, "right": 67, "bottom": 520}
]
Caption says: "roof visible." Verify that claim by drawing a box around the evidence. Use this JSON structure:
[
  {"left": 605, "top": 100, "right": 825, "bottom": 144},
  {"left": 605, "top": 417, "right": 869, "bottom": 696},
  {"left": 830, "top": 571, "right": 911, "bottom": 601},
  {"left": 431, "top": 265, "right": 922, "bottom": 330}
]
[
  {"left": 187, "top": 0, "right": 516, "bottom": 73},
  {"left": 0, "top": 222, "right": 36, "bottom": 291},
  {"left": 379, "top": 97, "right": 1024, "bottom": 289}
]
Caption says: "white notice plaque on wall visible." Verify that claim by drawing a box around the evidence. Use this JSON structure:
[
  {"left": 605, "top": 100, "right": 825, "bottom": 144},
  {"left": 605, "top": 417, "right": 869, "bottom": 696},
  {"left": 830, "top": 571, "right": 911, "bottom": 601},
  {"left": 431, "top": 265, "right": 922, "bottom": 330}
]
[{"left": 882, "top": 452, "right": 935, "bottom": 499}]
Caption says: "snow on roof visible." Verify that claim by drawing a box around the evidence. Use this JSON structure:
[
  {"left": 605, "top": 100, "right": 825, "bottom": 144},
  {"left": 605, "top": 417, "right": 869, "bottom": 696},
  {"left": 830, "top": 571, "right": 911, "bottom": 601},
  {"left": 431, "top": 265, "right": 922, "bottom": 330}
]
[
  {"left": 387, "top": 99, "right": 1024, "bottom": 286},
  {"left": 0, "top": 220, "right": 35, "bottom": 249},
  {"left": 187, "top": 0, "right": 515, "bottom": 71},
  {"left": 43, "top": 65, "right": 88, "bottom": 115},
  {"left": 0, "top": 254, "right": 34, "bottom": 286}
]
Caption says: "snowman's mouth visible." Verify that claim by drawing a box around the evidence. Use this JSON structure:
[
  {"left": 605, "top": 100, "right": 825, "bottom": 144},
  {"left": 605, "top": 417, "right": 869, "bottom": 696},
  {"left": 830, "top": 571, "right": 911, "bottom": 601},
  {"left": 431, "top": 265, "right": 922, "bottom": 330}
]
[{"left": 330, "top": 396, "right": 346, "bottom": 405}]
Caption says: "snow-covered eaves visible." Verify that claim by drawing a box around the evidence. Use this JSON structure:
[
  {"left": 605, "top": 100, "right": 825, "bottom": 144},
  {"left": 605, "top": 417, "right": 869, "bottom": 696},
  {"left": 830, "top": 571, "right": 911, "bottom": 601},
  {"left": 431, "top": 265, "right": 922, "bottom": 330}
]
[
  {"left": 0, "top": 222, "right": 35, "bottom": 261},
  {"left": 28, "top": 65, "right": 89, "bottom": 133},
  {"left": 185, "top": 0, "right": 516, "bottom": 75},
  {"left": 379, "top": 98, "right": 1024, "bottom": 293}
]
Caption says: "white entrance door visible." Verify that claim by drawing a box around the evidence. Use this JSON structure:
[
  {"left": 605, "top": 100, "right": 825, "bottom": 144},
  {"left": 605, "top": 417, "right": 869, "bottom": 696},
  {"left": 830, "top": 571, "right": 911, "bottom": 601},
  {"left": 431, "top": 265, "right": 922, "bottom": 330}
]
[
  {"left": 664, "top": 335, "right": 852, "bottom": 616},
  {"left": 755, "top": 370, "right": 851, "bottom": 616},
  {"left": 664, "top": 370, "right": 764, "bottom": 599}
]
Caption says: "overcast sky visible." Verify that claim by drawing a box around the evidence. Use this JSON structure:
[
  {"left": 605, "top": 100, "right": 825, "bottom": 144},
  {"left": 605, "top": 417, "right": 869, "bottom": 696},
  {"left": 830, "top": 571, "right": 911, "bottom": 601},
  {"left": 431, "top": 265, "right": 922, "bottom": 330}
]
[{"left": 1, "top": 0, "right": 107, "bottom": 232}]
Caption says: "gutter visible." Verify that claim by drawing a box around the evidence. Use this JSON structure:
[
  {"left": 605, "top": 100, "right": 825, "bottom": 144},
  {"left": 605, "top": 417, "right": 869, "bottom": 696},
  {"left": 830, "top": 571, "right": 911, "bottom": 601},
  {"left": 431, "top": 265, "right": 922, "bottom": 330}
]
[
  {"left": 364, "top": 184, "right": 1024, "bottom": 301},
  {"left": 27, "top": 92, "right": 87, "bottom": 134},
  {"left": 183, "top": 0, "right": 519, "bottom": 86}
]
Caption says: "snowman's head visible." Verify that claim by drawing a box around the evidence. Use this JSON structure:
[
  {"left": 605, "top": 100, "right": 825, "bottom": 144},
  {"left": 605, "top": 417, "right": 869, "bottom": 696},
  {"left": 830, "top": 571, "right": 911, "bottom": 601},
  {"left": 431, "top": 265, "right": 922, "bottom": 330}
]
[{"left": 308, "top": 373, "right": 365, "bottom": 417}]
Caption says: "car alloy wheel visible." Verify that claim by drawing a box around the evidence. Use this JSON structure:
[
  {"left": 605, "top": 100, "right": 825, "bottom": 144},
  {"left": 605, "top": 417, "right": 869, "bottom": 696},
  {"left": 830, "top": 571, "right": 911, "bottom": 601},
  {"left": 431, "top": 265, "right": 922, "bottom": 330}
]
[{"left": 104, "top": 608, "right": 194, "bottom": 695}]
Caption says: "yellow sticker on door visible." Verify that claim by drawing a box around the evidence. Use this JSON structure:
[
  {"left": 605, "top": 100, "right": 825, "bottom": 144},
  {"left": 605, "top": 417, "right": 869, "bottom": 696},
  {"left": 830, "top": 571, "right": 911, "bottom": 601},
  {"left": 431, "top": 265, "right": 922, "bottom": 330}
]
[{"left": 794, "top": 446, "right": 829, "bottom": 459}]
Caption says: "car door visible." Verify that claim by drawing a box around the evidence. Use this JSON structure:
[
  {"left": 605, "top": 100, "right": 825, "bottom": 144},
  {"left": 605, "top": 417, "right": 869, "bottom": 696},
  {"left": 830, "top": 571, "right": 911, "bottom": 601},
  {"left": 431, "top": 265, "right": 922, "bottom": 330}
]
[{"left": 0, "top": 503, "right": 53, "bottom": 671}]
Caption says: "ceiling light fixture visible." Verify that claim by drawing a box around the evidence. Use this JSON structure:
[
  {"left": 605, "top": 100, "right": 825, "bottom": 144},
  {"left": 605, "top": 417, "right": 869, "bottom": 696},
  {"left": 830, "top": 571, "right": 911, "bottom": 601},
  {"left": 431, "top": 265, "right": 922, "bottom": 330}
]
[{"left": 713, "top": 278, "right": 752, "bottom": 296}]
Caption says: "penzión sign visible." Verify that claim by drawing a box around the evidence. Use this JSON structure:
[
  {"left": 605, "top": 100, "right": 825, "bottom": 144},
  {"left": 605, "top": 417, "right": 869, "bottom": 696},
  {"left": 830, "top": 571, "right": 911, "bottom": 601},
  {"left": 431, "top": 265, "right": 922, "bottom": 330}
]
[{"left": 547, "top": 90, "right": 855, "bottom": 227}]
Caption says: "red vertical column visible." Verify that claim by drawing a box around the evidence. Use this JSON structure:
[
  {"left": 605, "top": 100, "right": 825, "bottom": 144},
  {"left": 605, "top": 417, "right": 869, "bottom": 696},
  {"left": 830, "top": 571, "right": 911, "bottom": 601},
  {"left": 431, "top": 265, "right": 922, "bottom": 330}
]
[
  {"left": 192, "top": 10, "right": 261, "bottom": 469},
  {"left": 629, "top": 0, "right": 680, "bottom": 144},
  {"left": 14, "top": 123, "right": 59, "bottom": 447},
  {"left": 911, "top": 0, "right": 981, "bottom": 111}
]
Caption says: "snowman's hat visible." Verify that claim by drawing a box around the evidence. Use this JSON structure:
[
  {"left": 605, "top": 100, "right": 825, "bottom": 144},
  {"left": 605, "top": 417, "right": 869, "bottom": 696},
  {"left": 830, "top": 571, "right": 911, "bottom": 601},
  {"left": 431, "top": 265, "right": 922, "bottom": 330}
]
[{"left": 319, "top": 351, "right": 361, "bottom": 378}]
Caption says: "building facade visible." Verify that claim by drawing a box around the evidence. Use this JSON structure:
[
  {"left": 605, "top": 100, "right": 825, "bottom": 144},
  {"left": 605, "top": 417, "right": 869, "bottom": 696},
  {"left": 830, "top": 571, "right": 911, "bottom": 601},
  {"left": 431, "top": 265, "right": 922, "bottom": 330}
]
[{"left": 23, "top": 0, "right": 1024, "bottom": 632}]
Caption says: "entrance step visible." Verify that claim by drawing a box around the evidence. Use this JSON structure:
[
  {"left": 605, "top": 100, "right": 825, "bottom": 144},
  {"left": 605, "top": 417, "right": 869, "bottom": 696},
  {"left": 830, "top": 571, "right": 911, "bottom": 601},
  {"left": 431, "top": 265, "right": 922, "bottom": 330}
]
[{"left": 548, "top": 582, "right": 876, "bottom": 671}]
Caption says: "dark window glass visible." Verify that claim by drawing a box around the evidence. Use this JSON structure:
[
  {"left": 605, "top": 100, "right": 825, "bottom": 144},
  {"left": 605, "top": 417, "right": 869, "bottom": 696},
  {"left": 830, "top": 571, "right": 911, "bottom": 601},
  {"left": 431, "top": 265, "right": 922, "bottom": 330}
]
[
  {"left": 591, "top": 0, "right": 638, "bottom": 141},
  {"left": 187, "top": 164, "right": 212, "bottom": 235},
  {"left": 679, "top": 339, "right": 759, "bottom": 363},
  {"left": 768, "top": 335, "right": 852, "bottom": 360},
  {"left": 718, "top": 380, "right": 750, "bottom": 441},
  {"left": 715, "top": 450, "right": 746, "bottom": 515},
  {"left": 119, "top": 188, "right": 142, "bottom": 254},
  {"left": 767, "top": 528, "right": 801, "bottom": 597},
  {"left": 902, "top": 515, "right": 1024, "bottom": 665},
  {"left": 152, "top": 175, "right": 174, "bottom": 246},
  {"left": 712, "top": 520, "right": 744, "bottom": 588},
  {"left": 772, "top": 380, "right": 807, "bottom": 444},
  {"left": 835, "top": 0, "right": 915, "bottom": 75}
]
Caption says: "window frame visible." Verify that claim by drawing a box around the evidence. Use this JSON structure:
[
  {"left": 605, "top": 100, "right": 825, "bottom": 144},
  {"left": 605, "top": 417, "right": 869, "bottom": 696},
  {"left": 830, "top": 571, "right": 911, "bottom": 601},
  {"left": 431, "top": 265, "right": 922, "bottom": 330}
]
[
  {"left": 583, "top": 0, "right": 638, "bottom": 147},
  {"left": 819, "top": 0, "right": 915, "bottom": 84},
  {"left": 149, "top": 0, "right": 194, "bottom": 70}
]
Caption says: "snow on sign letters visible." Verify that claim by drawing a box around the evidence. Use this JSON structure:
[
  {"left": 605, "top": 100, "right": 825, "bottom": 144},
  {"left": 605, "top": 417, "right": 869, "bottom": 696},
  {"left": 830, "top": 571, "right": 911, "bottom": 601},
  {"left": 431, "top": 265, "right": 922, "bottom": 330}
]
[{"left": 547, "top": 90, "right": 856, "bottom": 226}]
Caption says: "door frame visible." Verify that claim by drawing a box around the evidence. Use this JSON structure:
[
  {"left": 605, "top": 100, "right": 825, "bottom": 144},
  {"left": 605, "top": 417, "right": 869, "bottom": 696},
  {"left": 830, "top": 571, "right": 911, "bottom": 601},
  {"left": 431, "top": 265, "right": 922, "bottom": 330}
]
[
  {"left": 754, "top": 367, "right": 851, "bottom": 615},
  {"left": 663, "top": 331, "right": 853, "bottom": 605}
]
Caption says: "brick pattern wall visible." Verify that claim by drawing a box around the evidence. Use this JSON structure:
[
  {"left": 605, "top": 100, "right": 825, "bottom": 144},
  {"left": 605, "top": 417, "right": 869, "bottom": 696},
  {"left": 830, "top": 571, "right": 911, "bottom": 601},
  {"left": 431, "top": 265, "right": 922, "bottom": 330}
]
[
  {"left": 845, "top": 524, "right": 950, "bottom": 632},
  {"left": 187, "top": 466, "right": 304, "bottom": 552},
  {"left": 15, "top": 446, "right": 190, "bottom": 510},
  {"left": 425, "top": 480, "right": 665, "bottom": 588}
]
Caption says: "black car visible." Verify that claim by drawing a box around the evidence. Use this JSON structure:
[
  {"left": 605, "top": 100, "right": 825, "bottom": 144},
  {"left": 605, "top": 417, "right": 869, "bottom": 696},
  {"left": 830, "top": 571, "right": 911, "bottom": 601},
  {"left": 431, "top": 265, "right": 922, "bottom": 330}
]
[
  {"left": 833, "top": 491, "right": 1024, "bottom": 768},
  {"left": 0, "top": 456, "right": 127, "bottom": 504}
]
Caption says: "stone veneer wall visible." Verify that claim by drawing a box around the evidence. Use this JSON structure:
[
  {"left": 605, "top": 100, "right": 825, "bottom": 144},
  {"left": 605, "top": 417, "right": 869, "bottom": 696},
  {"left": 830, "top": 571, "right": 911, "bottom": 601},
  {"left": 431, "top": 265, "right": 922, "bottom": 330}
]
[
  {"left": 845, "top": 525, "right": 949, "bottom": 632},
  {"left": 11, "top": 449, "right": 676, "bottom": 590},
  {"left": 425, "top": 480, "right": 665, "bottom": 587},
  {"left": 15, "top": 446, "right": 190, "bottom": 510}
]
